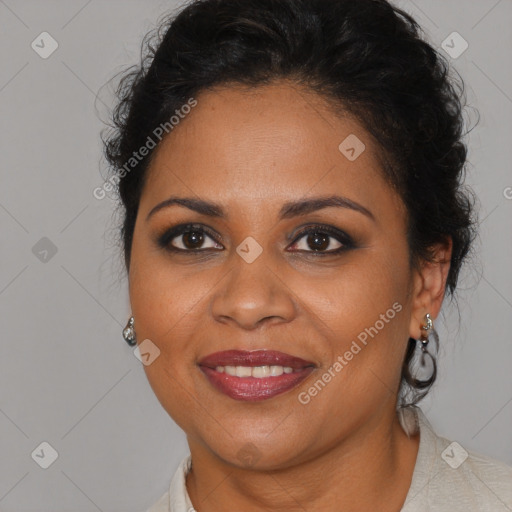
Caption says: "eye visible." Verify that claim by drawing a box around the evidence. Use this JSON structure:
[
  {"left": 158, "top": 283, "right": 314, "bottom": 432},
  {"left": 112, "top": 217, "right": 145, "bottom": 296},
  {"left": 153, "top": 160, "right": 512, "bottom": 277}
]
[
  {"left": 287, "top": 224, "right": 354, "bottom": 255},
  {"left": 157, "top": 222, "right": 355, "bottom": 256},
  {"left": 157, "top": 223, "right": 223, "bottom": 253}
]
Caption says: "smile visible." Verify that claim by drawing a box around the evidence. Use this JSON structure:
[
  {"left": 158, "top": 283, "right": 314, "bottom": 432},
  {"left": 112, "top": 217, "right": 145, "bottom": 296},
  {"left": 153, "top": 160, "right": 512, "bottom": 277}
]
[{"left": 198, "top": 349, "right": 316, "bottom": 401}]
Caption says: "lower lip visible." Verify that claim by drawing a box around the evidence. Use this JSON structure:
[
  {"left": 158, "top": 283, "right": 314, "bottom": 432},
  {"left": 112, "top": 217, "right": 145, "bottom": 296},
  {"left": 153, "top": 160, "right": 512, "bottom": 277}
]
[{"left": 199, "top": 366, "right": 315, "bottom": 401}]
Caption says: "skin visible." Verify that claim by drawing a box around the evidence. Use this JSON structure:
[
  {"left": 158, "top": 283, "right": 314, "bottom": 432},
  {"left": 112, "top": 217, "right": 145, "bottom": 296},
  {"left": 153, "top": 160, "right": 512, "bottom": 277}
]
[{"left": 128, "top": 80, "right": 452, "bottom": 511}]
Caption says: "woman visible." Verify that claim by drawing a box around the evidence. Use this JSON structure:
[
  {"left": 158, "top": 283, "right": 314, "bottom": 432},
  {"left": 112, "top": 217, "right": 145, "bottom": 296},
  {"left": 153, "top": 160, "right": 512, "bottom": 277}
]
[{"left": 102, "top": 0, "right": 512, "bottom": 510}]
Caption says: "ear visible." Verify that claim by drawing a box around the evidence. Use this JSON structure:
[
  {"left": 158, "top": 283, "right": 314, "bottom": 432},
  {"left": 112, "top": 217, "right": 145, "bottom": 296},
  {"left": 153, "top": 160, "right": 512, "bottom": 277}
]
[{"left": 409, "top": 236, "right": 453, "bottom": 340}]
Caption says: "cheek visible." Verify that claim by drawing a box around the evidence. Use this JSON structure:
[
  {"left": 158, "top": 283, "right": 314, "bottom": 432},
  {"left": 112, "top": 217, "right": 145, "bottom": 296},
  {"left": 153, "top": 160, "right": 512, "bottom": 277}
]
[
  {"left": 298, "top": 246, "right": 411, "bottom": 388},
  {"left": 290, "top": 288, "right": 408, "bottom": 433},
  {"left": 304, "top": 246, "right": 408, "bottom": 330},
  {"left": 128, "top": 243, "right": 230, "bottom": 418},
  {"left": 128, "top": 236, "right": 214, "bottom": 341}
]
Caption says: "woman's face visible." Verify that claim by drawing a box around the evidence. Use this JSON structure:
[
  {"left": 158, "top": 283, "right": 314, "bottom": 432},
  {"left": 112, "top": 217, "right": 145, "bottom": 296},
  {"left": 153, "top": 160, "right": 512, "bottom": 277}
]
[{"left": 128, "top": 81, "right": 432, "bottom": 468}]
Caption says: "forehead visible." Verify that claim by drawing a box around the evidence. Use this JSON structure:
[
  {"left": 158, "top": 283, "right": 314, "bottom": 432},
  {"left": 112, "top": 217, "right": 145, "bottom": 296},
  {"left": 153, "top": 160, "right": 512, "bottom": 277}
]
[{"left": 140, "top": 81, "right": 403, "bottom": 222}]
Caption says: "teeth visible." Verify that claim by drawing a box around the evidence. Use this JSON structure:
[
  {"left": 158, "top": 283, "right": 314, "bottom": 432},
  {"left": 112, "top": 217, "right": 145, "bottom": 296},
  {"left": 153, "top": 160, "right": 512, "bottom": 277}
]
[
  {"left": 236, "top": 366, "right": 252, "bottom": 377},
  {"left": 252, "top": 366, "right": 270, "bottom": 378},
  {"left": 214, "top": 365, "right": 296, "bottom": 377},
  {"left": 225, "top": 366, "right": 237, "bottom": 376},
  {"left": 269, "top": 365, "right": 283, "bottom": 376}
]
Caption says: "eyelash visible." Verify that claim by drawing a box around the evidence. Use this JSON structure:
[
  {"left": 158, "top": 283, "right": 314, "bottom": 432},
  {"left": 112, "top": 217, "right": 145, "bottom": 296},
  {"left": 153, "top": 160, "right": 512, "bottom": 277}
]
[{"left": 156, "top": 222, "right": 355, "bottom": 256}]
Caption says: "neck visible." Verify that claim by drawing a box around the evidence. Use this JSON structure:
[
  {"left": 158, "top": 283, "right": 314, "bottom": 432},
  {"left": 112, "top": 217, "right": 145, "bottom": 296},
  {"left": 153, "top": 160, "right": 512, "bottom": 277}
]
[{"left": 185, "top": 406, "right": 420, "bottom": 512}]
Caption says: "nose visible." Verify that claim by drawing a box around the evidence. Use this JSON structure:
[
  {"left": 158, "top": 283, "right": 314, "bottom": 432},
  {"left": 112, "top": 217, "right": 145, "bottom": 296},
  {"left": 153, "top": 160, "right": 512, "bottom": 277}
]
[{"left": 210, "top": 252, "right": 297, "bottom": 331}]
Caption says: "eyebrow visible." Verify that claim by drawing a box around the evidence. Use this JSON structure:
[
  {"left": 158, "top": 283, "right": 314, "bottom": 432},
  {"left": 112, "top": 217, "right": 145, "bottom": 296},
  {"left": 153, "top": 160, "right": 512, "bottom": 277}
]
[{"left": 146, "top": 194, "right": 375, "bottom": 222}]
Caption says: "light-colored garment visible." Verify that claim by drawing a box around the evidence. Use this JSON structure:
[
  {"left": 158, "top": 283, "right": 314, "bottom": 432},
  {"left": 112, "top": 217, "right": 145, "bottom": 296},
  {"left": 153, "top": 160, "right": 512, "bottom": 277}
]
[{"left": 146, "top": 406, "right": 512, "bottom": 511}]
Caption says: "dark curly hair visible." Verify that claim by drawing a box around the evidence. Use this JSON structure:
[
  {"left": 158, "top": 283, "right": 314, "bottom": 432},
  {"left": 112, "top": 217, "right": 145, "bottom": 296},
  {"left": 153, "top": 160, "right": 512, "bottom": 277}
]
[{"left": 101, "top": 0, "right": 479, "bottom": 408}]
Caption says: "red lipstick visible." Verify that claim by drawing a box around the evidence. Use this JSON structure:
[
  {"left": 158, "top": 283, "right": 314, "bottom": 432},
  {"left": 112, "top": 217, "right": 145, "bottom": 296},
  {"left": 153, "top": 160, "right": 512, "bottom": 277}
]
[{"left": 198, "top": 350, "right": 316, "bottom": 401}]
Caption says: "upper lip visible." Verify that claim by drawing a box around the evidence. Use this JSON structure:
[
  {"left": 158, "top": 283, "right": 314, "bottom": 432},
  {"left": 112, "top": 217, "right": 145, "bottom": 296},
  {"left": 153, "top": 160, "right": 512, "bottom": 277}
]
[{"left": 198, "top": 350, "right": 316, "bottom": 370}]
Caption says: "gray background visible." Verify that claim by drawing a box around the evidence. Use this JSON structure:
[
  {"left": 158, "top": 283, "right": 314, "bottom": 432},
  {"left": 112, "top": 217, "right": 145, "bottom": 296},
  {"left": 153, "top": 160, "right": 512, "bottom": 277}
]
[{"left": 0, "top": 0, "right": 511, "bottom": 510}]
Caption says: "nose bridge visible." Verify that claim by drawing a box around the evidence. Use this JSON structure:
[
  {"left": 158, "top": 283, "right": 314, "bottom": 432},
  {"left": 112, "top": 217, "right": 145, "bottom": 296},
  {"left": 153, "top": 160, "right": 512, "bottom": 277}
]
[{"left": 211, "top": 242, "right": 295, "bottom": 329}]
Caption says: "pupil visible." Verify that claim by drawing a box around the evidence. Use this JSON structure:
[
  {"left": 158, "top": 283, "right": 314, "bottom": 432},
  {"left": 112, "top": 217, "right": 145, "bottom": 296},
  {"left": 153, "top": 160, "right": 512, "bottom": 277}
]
[
  {"left": 184, "top": 231, "right": 203, "bottom": 249},
  {"left": 308, "top": 232, "right": 328, "bottom": 251}
]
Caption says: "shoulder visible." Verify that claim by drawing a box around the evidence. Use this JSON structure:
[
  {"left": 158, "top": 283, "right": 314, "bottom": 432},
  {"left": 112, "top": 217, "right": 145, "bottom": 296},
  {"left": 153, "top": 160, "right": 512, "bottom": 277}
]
[
  {"left": 457, "top": 446, "right": 512, "bottom": 503},
  {"left": 401, "top": 407, "right": 512, "bottom": 512},
  {"left": 426, "top": 438, "right": 512, "bottom": 511}
]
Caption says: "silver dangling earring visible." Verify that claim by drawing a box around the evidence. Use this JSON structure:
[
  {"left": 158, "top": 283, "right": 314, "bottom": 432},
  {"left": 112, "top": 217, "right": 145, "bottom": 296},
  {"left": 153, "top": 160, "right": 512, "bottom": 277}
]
[
  {"left": 419, "top": 313, "right": 438, "bottom": 368},
  {"left": 405, "top": 312, "right": 439, "bottom": 385},
  {"left": 123, "top": 316, "right": 136, "bottom": 346},
  {"left": 398, "top": 313, "right": 440, "bottom": 411}
]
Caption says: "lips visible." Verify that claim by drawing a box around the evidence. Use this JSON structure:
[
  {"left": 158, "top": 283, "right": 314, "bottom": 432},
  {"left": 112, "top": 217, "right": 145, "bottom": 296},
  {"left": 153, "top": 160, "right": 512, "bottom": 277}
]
[
  {"left": 197, "top": 349, "right": 316, "bottom": 401},
  {"left": 198, "top": 349, "right": 316, "bottom": 369}
]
